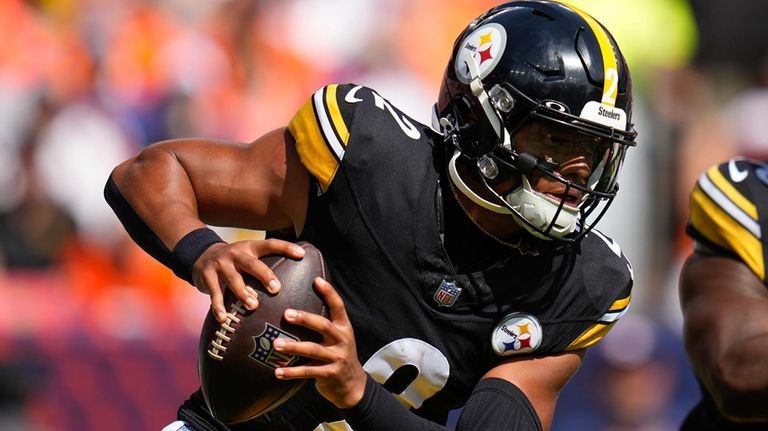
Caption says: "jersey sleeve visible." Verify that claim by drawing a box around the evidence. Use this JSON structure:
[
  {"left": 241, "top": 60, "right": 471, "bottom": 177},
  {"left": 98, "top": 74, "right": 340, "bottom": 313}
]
[
  {"left": 687, "top": 158, "right": 767, "bottom": 283},
  {"left": 561, "top": 230, "right": 633, "bottom": 352},
  {"left": 564, "top": 287, "right": 631, "bottom": 351},
  {"left": 287, "top": 84, "right": 356, "bottom": 193}
]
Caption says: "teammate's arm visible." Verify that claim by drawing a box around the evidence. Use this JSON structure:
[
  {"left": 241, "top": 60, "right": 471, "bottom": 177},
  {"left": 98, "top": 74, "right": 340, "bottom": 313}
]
[
  {"left": 106, "top": 127, "right": 309, "bottom": 322},
  {"left": 680, "top": 252, "right": 768, "bottom": 421}
]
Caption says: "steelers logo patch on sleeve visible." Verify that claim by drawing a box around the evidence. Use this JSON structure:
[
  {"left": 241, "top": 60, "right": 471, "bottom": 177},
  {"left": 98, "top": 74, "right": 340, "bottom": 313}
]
[{"left": 491, "top": 312, "right": 543, "bottom": 356}]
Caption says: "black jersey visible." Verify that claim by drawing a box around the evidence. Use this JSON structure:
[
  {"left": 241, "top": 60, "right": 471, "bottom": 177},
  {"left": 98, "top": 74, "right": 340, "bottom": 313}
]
[
  {"left": 682, "top": 158, "right": 768, "bottom": 431},
  {"left": 247, "top": 84, "right": 633, "bottom": 430}
]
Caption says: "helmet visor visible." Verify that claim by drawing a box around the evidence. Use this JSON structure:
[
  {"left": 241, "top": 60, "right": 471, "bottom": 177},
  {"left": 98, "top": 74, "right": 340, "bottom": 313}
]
[
  {"left": 508, "top": 118, "right": 624, "bottom": 202},
  {"left": 513, "top": 120, "right": 613, "bottom": 174}
]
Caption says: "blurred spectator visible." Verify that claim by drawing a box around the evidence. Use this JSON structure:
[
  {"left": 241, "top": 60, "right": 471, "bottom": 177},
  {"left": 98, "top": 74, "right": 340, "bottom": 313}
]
[
  {"left": 687, "top": 0, "right": 768, "bottom": 82},
  {"left": 723, "top": 87, "right": 768, "bottom": 160},
  {"left": 553, "top": 314, "right": 699, "bottom": 431},
  {"left": 670, "top": 0, "right": 768, "bottom": 249},
  {"left": 0, "top": 104, "right": 76, "bottom": 270}
]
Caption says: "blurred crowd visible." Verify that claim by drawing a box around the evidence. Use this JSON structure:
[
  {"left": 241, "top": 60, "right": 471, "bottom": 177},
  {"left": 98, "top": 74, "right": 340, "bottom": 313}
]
[{"left": 1, "top": 0, "right": 767, "bottom": 429}]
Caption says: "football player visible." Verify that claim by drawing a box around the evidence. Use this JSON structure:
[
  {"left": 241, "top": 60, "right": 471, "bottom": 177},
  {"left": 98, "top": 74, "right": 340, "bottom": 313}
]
[
  {"left": 105, "top": 1, "right": 637, "bottom": 430},
  {"left": 679, "top": 158, "right": 768, "bottom": 430}
]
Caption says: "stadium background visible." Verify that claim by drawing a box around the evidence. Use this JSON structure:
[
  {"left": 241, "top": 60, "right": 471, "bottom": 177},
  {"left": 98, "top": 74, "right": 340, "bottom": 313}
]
[{"left": 1, "top": 0, "right": 766, "bottom": 429}]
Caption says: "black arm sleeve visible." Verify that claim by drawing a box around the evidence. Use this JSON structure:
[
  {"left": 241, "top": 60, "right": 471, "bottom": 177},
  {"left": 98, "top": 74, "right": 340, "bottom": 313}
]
[
  {"left": 341, "top": 375, "right": 447, "bottom": 431},
  {"left": 342, "top": 376, "right": 542, "bottom": 431},
  {"left": 103, "top": 175, "right": 175, "bottom": 270},
  {"left": 455, "top": 378, "right": 542, "bottom": 431}
]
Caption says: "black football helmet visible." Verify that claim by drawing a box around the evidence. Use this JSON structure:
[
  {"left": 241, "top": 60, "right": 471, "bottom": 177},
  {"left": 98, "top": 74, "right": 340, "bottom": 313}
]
[{"left": 434, "top": 0, "right": 637, "bottom": 242}]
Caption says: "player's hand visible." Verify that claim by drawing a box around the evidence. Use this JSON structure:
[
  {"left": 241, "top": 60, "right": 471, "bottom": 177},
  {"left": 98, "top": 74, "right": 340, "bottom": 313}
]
[
  {"left": 272, "top": 277, "right": 368, "bottom": 409},
  {"left": 192, "top": 238, "right": 306, "bottom": 323}
]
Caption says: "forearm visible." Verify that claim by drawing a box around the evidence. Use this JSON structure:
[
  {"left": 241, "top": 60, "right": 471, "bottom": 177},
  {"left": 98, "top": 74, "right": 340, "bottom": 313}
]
[
  {"left": 682, "top": 255, "right": 768, "bottom": 420},
  {"left": 702, "top": 332, "right": 768, "bottom": 420},
  {"left": 104, "top": 172, "right": 223, "bottom": 284}
]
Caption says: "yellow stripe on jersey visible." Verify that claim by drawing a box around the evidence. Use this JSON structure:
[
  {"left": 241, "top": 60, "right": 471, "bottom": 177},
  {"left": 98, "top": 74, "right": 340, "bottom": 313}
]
[
  {"left": 706, "top": 165, "right": 757, "bottom": 219},
  {"left": 608, "top": 294, "right": 631, "bottom": 312},
  {"left": 287, "top": 85, "right": 350, "bottom": 192},
  {"left": 566, "top": 293, "right": 630, "bottom": 350},
  {"left": 569, "top": 5, "right": 619, "bottom": 106},
  {"left": 567, "top": 322, "right": 615, "bottom": 350},
  {"left": 690, "top": 182, "right": 764, "bottom": 280}
]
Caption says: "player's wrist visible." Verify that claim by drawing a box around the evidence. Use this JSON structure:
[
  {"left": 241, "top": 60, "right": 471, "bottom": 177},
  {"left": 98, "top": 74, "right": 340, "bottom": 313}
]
[
  {"left": 334, "top": 371, "right": 368, "bottom": 409},
  {"left": 171, "top": 227, "right": 225, "bottom": 284},
  {"left": 340, "top": 374, "right": 379, "bottom": 416}
]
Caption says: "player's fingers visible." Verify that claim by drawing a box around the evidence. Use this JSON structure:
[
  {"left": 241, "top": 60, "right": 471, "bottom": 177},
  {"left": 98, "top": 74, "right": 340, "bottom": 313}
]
[
  {"left": 235, "top": 254, "right": 282, "bottom": 295},
  {"left": 254, "top": 238, "right": 307, "bottom": 260},
  {"left": 202, "top": 269, "right": 228, "bottom": 323},
  {"left": 313, "top": 277, "right": 350, "bottom": 325},
  {"left": 274, "top": 363, "right": 326, "bottom": 380},
  {"left": 219, "top": 264, "right": 259, "bottom": 311},
  {"left": 283, "top": 308, "right": 344, "bottom": 341},
  {"left": 272, "top": 338, "right": 335, "bottom": 363}
]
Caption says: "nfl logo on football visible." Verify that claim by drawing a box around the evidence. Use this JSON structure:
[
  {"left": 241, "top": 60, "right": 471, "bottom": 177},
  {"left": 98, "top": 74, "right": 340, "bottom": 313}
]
[{"left": 251, "top": 323, "right": 301, "bottom": 368}]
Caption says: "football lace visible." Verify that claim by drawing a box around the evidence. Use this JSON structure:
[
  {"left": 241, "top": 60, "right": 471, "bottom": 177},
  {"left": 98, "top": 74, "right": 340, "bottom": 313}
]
[{"left": 208, "top": 301, "right": 247, "bottom": 361}]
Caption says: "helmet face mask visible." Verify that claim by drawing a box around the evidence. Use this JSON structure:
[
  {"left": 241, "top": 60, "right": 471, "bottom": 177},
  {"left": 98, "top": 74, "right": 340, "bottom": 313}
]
[{"left": 436, "top": 0, "right": 637, "bottom": 242}]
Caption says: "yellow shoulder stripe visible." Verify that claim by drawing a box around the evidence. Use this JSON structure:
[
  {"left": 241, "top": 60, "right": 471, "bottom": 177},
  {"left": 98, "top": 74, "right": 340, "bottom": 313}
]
[
  {"left": 706, "top": 165, "right": 757, "bottom": 219},
  {"left": 609, "top": 294, "right": 630, "bottom": 312},
  {"left": 690, "top": 184, "right": 764, "bottom": 280},
  {"left": 566, "top": 293, "right": 630, "bottom": 350},
  {"left": 287, "top": 85, "right": 350, "bottom": 192},
  {"left": 567, "top": 322, "right": 614, "bottom": 350}
]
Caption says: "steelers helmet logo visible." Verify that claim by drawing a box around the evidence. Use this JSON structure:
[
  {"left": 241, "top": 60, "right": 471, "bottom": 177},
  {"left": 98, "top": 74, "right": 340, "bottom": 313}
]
[
  {"left": 491, "top": 312, "right": 543, "bottom": 356},
  {"left": 455, "top": 23, "right": 507, "bottom": 84}
]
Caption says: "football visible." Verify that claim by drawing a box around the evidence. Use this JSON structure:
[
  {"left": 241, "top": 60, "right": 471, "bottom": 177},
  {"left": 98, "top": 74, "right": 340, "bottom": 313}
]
[{"left": 198, "top": 241, "right": 329, "bottom": 424}]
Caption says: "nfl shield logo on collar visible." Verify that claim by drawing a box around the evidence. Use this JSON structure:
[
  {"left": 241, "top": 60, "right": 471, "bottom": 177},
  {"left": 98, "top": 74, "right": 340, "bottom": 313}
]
[
  {"left": 434, "top": 280, "right": 461, "bottom": 307},
  {"left": 250, "top": 323, "right": 300, "bottom": 368}
]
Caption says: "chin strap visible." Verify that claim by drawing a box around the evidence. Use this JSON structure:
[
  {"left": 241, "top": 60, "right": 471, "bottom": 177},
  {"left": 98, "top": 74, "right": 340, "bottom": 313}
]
[
  {"left": 448, "top": 150, "right": 512, "bottom": 214},
  {"left": 448, "top": 149, "right": 581, "bottom": 240}
]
